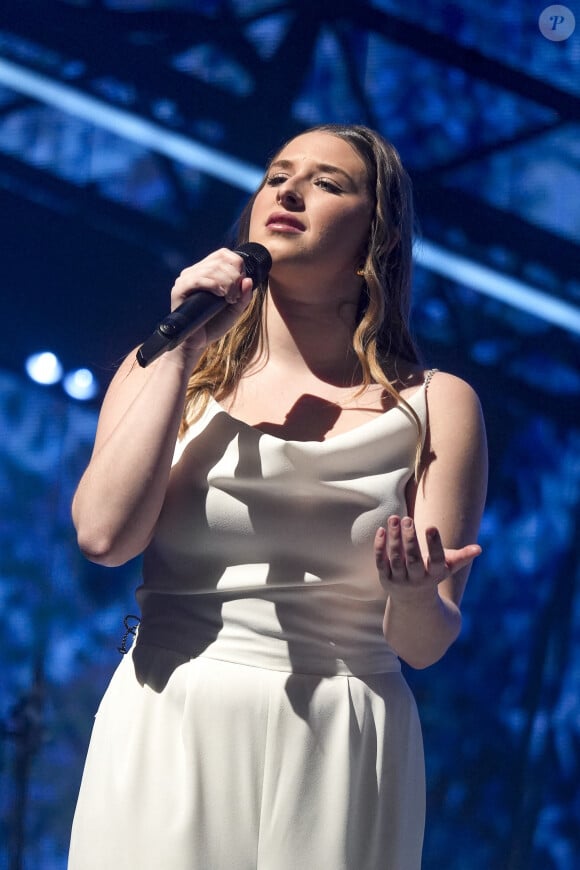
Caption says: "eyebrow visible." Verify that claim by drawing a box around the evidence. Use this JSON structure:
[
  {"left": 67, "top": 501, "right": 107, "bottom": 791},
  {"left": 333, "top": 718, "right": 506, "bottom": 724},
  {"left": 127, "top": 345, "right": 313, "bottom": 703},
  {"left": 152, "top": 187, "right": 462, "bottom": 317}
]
[{"left": 268, "top": 158, "right": 356, "bottom": 185}]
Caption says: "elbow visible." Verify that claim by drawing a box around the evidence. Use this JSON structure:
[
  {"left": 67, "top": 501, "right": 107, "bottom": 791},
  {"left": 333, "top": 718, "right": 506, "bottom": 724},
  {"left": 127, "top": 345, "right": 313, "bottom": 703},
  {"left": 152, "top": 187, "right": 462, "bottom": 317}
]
[
  {"left": 402, "top": 649, "right": 448, "bottom": 670},
  {"left": 398, "top": 617, "right": 463, "bottom": 670},
  {"left": 76, "top": 528, "right": 131, "bottom": 567},
  {"left": 74, "top": 513, "right": 145, "bottom": 567},
  {"left": 72, "top": 506, "right": 120, "bottom": 566},
  {"left": 72, "top": 495, "right": 146, "bottom": 567}
]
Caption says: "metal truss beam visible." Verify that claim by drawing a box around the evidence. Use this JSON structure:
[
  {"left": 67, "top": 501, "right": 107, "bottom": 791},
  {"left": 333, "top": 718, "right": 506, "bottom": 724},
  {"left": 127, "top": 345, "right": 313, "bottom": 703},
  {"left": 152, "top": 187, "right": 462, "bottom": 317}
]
[
  {"left": 2, "top": 54, "right": 578, "bottom": 339},
  {"left": 352, "top": 3, "right": 580, "bottom": 120}
]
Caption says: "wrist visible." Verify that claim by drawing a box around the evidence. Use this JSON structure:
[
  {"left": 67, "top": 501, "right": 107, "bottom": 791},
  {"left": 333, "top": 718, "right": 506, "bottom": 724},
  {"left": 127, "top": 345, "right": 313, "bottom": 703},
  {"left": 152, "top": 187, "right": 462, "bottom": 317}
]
[
  {"left": 386, "top": 582, "right": 442, "bottom": 610},
  {"left": 158, "top": 343, "right": 203, "bottom": 378}
]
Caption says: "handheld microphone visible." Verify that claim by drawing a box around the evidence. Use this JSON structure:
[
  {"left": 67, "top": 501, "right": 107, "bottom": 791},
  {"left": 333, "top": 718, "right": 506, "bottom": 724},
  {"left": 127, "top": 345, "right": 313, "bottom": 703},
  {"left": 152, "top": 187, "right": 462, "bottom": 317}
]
[{"left": 136, "top": 243, "right": 272, "bottom": 368}]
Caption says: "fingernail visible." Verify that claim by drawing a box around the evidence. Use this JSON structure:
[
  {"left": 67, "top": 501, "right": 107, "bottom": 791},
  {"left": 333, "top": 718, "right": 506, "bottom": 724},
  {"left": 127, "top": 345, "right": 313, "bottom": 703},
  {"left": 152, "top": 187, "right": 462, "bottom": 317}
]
[{"left": 402, "top": 517, "right": 413, "bottom": 529}]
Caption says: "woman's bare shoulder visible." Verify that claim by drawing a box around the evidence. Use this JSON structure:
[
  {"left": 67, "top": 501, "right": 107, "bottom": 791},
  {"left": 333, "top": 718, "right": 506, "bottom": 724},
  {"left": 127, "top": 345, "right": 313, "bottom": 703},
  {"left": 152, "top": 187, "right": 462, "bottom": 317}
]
[
  {"left": 424, "top": 370, "right": 486, "bottom": 453},
  {"left": 388, "top": 362, "right": 483, "bottom": 424},
  {"left": 425, "top": 369, "right": 481, "bottom": 406}
]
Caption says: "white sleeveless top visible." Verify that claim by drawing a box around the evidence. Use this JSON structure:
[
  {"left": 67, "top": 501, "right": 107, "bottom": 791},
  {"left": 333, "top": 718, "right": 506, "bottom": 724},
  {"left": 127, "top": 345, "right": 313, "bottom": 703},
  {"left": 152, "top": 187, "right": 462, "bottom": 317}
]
[{"left": 137, "top": 381, "right": 430, "bottom": 675}]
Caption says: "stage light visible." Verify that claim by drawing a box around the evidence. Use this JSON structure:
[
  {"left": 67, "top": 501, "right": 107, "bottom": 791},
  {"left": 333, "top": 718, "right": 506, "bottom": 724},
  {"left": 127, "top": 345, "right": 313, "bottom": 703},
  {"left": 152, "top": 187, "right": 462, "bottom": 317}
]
[
  {"left": 62, "top": 368, "right": 99, "bottom": 401},
  {"left": 25, "top": 351, "right": 63, "bottom": 385}
]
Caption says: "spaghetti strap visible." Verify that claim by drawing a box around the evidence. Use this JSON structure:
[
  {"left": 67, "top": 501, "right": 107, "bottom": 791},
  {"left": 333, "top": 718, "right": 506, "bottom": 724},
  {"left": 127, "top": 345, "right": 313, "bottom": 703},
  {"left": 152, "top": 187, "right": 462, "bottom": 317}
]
[{"left": 424, "top": 368, "right": 438, "bottom": 391}]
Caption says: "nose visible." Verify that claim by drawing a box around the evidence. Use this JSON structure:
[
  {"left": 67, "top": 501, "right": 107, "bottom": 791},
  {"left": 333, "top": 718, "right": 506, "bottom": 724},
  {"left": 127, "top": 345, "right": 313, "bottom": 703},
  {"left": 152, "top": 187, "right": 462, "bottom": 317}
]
[{"left": 276, "top": 180, "right": 304, "bottom": 210}]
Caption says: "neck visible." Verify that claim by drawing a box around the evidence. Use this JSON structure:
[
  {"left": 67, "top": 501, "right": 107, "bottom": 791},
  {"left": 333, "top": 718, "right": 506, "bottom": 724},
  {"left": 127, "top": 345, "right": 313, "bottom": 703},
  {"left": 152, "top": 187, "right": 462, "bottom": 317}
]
[{"left": 257, "top": 282, "right": 362, "bottom": 385}]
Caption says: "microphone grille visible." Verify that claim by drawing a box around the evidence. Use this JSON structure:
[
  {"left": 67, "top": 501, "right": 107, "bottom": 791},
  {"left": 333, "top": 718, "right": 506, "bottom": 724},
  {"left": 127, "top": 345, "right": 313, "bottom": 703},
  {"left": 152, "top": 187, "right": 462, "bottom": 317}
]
[{"left": 236, "top": 242, "right": 272, "bottom": 285}]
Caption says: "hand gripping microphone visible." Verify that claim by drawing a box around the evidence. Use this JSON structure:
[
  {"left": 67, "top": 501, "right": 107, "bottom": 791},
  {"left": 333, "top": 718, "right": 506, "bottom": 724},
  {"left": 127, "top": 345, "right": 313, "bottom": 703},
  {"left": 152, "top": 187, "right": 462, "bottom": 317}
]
[{"left": 136, "top": 243, "right": 272, "bottom": 368}]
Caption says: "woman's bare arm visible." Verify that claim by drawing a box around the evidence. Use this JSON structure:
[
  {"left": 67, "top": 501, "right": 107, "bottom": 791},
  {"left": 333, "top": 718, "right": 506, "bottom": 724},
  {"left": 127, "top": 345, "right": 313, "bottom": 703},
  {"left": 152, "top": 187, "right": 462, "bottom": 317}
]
[
  {"left": 377, "top": 372, "right": 488, "bottom": 668},
  {"left": 72, "top": 249, "right": 254, "bottom": 567}
]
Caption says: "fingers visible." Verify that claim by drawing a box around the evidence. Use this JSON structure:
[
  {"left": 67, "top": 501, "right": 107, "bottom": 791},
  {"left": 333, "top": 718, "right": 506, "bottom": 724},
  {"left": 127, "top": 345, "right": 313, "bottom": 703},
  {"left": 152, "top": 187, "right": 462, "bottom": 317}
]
[
  {"left": 376, "top": 516, "right": 482, "bottom": 600},
  {"left": 171, "top": 248, "right": 251, "bottom": 309},
  {"left": 374, "top": 526, "right": 389, "bottom": 574},
  {"left": 424, "top": 526, "right": 448, "bottom": 575},
  {"left": 201, "top": 280, "right": 254, "bottom": 345},
  {"left": 386, "top": 516, "right": 424, "bottom": 581},
  {"left": 376, "top": 517, "right": 452, "bottom": 584},
  {"left": 400, "top": 517, "right": 424, "bottom": 573},
  {"left": 442, "top": 543, "right": 482, "bottom": 574},
  {"left": 376, "top": 516, "right": 426, "bottom": 584}
]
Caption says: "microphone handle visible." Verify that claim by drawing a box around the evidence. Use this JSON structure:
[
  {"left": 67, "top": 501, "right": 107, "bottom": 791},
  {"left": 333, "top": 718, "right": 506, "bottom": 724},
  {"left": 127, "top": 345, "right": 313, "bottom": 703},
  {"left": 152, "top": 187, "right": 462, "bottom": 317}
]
[
  {"left": 136, "top": 291, "right": 226, "bottom": 368},
  {"left": 135, "top": 243, "right": 271, "bottom": 369}
]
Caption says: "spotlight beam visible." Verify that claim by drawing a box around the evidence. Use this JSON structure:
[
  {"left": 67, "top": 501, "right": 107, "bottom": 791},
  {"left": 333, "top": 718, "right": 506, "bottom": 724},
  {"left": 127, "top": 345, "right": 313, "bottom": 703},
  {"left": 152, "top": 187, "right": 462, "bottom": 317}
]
[
  {"left": 0, "top": 57, "right": 263, "bottom": 191},
  {"left": 414, "top": 241, "right": 580, "bottom": 336},
  {"left": 0, "top": 56, "right": 578, "bottom": 336}
]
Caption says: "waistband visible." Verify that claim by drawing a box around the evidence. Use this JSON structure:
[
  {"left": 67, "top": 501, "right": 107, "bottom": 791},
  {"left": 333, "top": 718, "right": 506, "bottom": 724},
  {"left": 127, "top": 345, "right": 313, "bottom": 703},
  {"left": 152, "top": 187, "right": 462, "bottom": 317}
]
[{"left": 136, "top": 590, "right": 401, "bottom": 677}]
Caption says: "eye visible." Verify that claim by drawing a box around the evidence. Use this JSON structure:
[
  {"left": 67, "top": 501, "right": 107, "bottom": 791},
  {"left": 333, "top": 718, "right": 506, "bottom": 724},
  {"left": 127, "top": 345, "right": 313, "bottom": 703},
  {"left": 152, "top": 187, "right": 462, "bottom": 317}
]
[
  {"left": 316, "top": 178, "right": 342, "bottom": 194},
  {"left": 265, "top": 173, "right": 288, "bottom": 186}
]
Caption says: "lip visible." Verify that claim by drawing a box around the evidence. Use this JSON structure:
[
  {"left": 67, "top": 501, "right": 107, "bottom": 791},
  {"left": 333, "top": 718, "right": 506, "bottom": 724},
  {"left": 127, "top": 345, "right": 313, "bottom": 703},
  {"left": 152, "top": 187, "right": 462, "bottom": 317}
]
[{"left": 266, "top": 212, "right": 306, "bottom": 233}]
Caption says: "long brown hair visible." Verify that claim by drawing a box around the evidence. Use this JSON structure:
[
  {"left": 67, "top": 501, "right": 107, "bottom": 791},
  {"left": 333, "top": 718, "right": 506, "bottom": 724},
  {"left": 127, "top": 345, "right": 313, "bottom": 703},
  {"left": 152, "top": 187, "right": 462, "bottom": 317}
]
[{"left": 179, "top": 124, "right": 422, "bottom": 443}]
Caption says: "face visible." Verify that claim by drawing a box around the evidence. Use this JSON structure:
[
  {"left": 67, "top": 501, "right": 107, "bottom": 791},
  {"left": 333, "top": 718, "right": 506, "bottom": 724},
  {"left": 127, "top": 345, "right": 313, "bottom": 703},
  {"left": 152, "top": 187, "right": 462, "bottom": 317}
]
[{"left": 248, "top": 131, "right": 373, "bottom": 287}]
